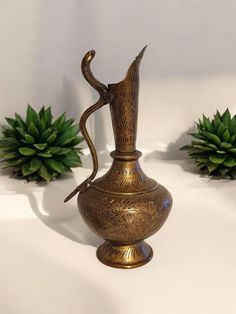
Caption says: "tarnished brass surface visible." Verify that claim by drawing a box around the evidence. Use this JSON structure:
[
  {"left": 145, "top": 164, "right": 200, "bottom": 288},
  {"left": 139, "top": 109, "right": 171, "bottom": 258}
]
[
  {"left": 65, "top": 47, "right": 173, "bottom": 268},
  {"left": 96, "top": 241, "right": 153, "bottom": 269}
]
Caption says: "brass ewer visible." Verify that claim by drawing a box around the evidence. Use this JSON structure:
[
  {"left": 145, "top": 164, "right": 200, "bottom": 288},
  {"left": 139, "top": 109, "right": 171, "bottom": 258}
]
[{"left": 65, "top": 47, "right": 173, "bottom": 268}]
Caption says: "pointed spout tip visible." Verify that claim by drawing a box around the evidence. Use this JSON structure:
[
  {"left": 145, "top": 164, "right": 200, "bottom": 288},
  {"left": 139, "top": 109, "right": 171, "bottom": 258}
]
[
  {"left": 137, "top": 45, "right": 147, "bottom": 60},
  {"left": 140, "top": 45, "right": 147, "bottom": 55}
]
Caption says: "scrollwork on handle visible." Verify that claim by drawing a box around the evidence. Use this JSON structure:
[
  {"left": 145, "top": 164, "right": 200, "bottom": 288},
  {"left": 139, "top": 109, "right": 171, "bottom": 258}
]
[{"left": 64, "top": 50, "right": 112, "bottom": 202}]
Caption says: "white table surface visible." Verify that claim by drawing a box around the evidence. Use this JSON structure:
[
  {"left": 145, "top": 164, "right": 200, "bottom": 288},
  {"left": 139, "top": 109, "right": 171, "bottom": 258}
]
[{"left": 0, "top": 153, "right": 236, "bottom": 314}]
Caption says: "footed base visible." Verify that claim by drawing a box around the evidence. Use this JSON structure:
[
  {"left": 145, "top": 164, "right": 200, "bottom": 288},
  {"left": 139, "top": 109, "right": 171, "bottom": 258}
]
[{"left": 96, "top": 240, "right": 153, "bottom": 269}]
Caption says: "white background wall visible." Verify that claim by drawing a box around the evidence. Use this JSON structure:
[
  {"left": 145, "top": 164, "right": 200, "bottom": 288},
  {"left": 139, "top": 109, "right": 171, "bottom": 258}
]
[{"left": 1, "top": 0, "right": 236, "bottom": 159}]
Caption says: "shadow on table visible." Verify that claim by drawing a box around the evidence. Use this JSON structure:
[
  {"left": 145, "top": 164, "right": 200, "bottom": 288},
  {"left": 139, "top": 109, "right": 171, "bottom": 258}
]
[
  {"left": 144, "top": 126, "right": 195, "bottom": 161},
  {"left": 0, "top": 167, "right": 101, "bottom": 248},
  {"left": 143, "top": 125, "right": 204, "bottom": 174},
  {"left": 39, "top": 174, "right": 102, "bottom": 247}
]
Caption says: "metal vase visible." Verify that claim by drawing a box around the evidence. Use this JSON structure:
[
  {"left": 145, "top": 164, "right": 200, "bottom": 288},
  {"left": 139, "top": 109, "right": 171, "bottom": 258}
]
[{"left": 65, "top": 47, "right": 173, "bottom": 269}]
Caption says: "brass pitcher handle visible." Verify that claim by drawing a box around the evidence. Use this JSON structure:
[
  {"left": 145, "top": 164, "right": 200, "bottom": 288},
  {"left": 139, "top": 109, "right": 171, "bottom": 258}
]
[{"left": 64, "top": 50, "right": 112, "bottom": 202}]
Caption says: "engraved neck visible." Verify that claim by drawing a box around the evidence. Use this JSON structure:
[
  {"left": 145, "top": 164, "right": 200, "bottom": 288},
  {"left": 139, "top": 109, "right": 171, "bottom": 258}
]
[{"left": 108, "top": 47, "right": 146, "bottom": 153}]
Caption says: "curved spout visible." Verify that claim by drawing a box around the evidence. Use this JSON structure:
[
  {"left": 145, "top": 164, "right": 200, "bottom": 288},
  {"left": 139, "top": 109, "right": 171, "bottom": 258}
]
[
  {"left": 124, "top": 45, "right": 147, "bottom": 81},
  {"left": 108, "top": 46, "right": 147, "bottom": 153}
]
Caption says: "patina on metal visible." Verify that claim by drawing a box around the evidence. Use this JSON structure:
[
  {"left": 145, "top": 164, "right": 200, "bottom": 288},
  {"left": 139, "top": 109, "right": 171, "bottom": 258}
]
[{"left": 65, "top": 47, "right": 173, "bottom": 269}]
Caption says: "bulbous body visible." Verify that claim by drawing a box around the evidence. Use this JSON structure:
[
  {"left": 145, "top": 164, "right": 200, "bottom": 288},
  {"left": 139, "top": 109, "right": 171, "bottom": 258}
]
[
  {"left": 78, "top": 151, "right": 172, "bottom": 268},
  {"left": 79, "top": 155, "right": 172, "bottom": 244},
  {"left": 66, "top": 47, "right": 173, "bottom": 268}
]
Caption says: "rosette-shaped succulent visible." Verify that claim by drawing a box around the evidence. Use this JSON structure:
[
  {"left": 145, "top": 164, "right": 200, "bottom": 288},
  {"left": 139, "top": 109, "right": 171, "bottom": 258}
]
[
  {"left": 181, "top": 109, "right": 236, "bottom": 178},
  {"left": 0, "top": 105, "right": 83, "bottom": 182}
]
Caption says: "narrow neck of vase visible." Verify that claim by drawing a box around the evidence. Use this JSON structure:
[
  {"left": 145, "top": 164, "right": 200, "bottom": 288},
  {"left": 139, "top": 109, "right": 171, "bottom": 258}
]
[
  {"left": 108, "top": 47, "right": 145, "bottom": 153},
  {"left": 108, "top": 79, "right": 139, "bottom": 152}
]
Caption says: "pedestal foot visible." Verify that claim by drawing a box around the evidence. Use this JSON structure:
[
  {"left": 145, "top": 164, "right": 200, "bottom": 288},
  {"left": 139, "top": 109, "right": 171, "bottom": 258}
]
[{"left": 96, "top": 240, "right": 153, "bottom": 269}]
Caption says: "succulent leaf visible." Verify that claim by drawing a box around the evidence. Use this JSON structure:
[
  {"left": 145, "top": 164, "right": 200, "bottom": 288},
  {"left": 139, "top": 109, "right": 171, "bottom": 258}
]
[
  {"left": 60, "top": 118, "right": 75, "bottom": 133},
  {"left": 3, "top": 157, "right": 29, "bottom": 168},
  {"left": 38, "top": 106, "right": 45, "bottom": 119},
  {"left": 29, "top": 158, "right": 42, "bottom": 172},
  {"left": 220, "top": 142, "right": 232, "bottom": 149},
  {"left": 222, "top": 129, "right": 230, "bottom": 142},
  {"left": 213, "top": 114, "right": 221, "bottom": 130},
  {"left": 34, "top": 143, "right": 47, "bottom": 150},
  {"left": 207, "top": 163, "right": 219, "bottom": 173},
  {"left": 15, "top": 113, "right": 27, "bottom": 130},
  {"left": 228, "top": 148, "right": 236, "bottom": 155},
  {"left": 16, "top": 127, "right": 26, "bottom": 137},
  {"left": 0, "top": 105, "right": 83, "bottom": 182},
  {"left": 2, "top": 137, "right": 20, "bottom": 145},
  {"left": 223, "top": 157, "right": 236, "bottom": 167},
  {"left": 1, "top": 151, "right": 19, "bottom": 160},
  {"left": 222, "top": 109, "right": 231, "bottom": 125},
  {"left": 46, "top": 132, "right": 57, "bottom": 144},
  {"left": 21, "top": 164, "right": 35, "bottom": 176},
  {"left": 25, "top": 134, "right": 35, "bottom": 144},
  {"left": 19, "top": 147, "right": 36, "bottom": 156},
  {"left": 181, "top": 109, "right": 236, "bottom": 178},
  {"left": 38, "top": 119, "right": 46, "bottom": 133},
  {"left": 217, "top": 122, "right": 225, "bottom": 137},
  {"left": 54, "top": 125, "right": 80, "bottom": 146},
  {"left": 37, "top": 151, "right": 52, "bottom": 158},
  {"left": 41, "top": 107, "right": 53, "bottom": 128},
  {"left": 200, "top": 130, "right": 221, "bottom": 146},
  {"left": 39, "top": 164, "right": 52, "bottom": 182},
  {"left": 52, "top": 113, "right": 66, "bottom": 130},
  {"left": 203, "top": 115, "right": 212, "bottom": 132},
  {"left": 41, "top": 128, "right": 51, "bottom": 142},
  {"left": 28, "top": 122, "right": 40, "bottom": 139},
  {"left": 26, "top": 105, "right": 38, "bottom": 126},
  {"left": 67, "top": 136, "right": 84, "bottom": 146},
  {"left": 209, "top": 155, "right": 226, "bottom": 164},
  {"left": 5, "top": 117, "right": 17, "bottom": 128},
  {"left": 2, "top": 127, "right": 16, "bottom": 138},
  {"left": 219, "top": 168, "right": 229, "bottom": 176},
  {"left": 44, "top": 159, "right": 65, "bottom": 174}
]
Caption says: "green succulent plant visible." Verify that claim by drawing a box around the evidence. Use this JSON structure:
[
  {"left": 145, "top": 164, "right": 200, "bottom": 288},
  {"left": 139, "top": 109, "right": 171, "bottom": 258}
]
[
  {"left": 0, "top": 105, "right": 84, "bottom": 182},
  {"left": 181, "top": 109, "right": 236, "bottom": 178}
]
